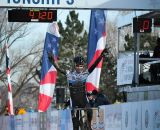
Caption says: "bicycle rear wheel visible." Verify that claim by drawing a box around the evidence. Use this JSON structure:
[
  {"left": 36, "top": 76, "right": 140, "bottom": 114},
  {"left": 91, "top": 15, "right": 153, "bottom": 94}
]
[
  {"left": 79, "top": 113, "right": 92, "bottom": 130},
  {"left": 81, "top": 121, "right": 92, "bottom": 130}
]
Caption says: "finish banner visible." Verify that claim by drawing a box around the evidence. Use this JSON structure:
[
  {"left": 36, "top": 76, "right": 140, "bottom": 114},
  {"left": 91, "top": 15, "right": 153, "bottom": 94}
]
[{"left": 0, "top": 0, "right": 160, "bottom": 10}]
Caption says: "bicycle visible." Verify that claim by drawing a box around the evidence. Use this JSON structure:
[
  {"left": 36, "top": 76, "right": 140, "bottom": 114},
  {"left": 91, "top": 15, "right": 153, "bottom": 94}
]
[
  {"left": 68, "top": 83, "right": 100, "bottom": 130},
  {"left": 72, "top": 107, "right": 100, "bottom": 130}
]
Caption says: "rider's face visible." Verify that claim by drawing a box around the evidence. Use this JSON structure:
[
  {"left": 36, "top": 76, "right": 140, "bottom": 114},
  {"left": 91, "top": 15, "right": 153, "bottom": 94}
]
[
  {"left": 75, "top": 64, "right": 84, "bottom": 73},
  {"left": 88, "top": 95, "right": 93, "bottom": 100}
]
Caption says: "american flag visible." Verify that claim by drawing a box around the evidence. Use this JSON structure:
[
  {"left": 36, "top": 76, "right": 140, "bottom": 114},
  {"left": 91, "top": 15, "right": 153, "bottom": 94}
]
[
  {"left": 6, "top": 43, "right": 14, "bottom": 115},
  {"left": 86, "top": 10, "right": 107, "bottom": 92},
  {"left": 38, "top": 23, "right": 60, "bottom": 112}
]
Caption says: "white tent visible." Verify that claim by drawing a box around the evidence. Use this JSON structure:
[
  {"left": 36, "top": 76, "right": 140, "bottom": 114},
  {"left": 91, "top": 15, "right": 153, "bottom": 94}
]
[{"left": 97, "top": 0, "right": 160, "bottom": 10}]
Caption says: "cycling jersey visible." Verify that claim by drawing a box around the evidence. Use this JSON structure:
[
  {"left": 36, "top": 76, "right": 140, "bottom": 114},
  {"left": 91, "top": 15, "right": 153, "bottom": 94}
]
[
  {"left": 67, "top": 70, "right": 89, "bottom": 108},
  {"left": 67, "top": 70, "right": 89, "bottom": 87}
]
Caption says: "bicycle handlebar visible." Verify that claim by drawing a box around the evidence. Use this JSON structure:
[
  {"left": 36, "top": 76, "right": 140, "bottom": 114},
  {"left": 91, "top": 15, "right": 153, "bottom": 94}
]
[{"left": 72, "top": 107, "right": 100, "bottom": 111}]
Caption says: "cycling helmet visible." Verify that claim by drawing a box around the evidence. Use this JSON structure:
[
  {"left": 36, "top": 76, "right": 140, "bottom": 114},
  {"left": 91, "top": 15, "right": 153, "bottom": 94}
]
[{"left": 74, "top": 56, "right": 85, "bottom": 65}]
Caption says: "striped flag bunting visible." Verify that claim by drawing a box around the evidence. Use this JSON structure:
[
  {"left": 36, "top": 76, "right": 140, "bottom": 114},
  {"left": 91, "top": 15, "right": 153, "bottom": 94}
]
[
  {"left": 86, "top": 10, "right": 107, "bottom": 92},
  {"left": 38, "top": 23, "right": 60, "bottom": 112}
]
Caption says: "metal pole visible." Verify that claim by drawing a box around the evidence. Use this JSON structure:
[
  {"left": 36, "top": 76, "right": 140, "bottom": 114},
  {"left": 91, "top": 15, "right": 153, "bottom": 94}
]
[
  {"left": 117, "top": 27, "right": 120, "bottom": 58},
  {"left": 133, "top": 33, "right": 140, "bottom": 86},
  {"left": 136, "top": 33, "right": 140, "bottom": 85},
  {"left": 133, "top": 33, "right": 136, "bottom": 87}
]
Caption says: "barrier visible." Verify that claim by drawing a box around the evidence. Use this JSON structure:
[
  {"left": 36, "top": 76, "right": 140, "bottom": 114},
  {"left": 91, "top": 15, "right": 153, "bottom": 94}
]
[
  {"left": 104, "top": 104, "right": 122, "bottom": 130},
  {"left": 91, "top": 107, "right": 105, "bottom": 130},
  {"left": 0, "top": 100, "right": 160, "bottom": 130},
  {"left": 141, "top": 100, "right": 160, "bottom": 130},
  {"left": 154, "top": 100, "right": 160, "bottom": 130},
  {"left": 48, "top": 110, "right": 59, "bottom": 130},
  {"left": 142, "top": 100, "right": 153, "bottom": 130},
  {"left": 131, "top": 102, "right": 142, "bottom": 130},
  {"left": 122, "top": 103, "right": 132, "bottom": 130},
  {"left": 0, "top": 109, "right": 73, "bottom": 130}
]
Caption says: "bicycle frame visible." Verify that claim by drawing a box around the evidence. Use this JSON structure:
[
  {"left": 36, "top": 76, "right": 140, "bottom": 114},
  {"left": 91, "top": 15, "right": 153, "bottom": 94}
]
[{"left": 72, "top": 107, "right": 100, "bottom": 130}]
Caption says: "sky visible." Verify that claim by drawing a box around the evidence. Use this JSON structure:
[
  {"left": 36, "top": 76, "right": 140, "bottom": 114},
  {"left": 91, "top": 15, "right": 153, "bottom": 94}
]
[
  {"left": 27, "top": 10, "right": 119, "bottom": 38},
  {"left": 26, "top": 9, "right": 147, "bottom": 40},
  {"left": 14, "top": 9, "right": 147, "bottom": 51},
  {"left": 16, "top": 9, "right": 119, "bottom": 50},
  {"left": 16, "top": 9, "right": 91, "bottom": 50}
]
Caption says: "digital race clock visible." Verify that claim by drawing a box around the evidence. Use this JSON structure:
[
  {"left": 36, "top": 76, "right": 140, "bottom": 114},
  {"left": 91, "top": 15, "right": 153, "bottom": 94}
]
[
  {"left": 133, "top": 18, "right": 152, "bottom": 33},
  {"left": 8, "top": 9, "right": 57, "bottom": 22}
]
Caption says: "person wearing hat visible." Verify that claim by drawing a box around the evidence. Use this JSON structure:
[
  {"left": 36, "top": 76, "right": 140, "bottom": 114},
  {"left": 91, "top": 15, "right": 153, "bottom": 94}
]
[
  {"left": 91, "top": 89, "right": 110, "bottom": 107},
  {"left": 86, "top": 92, "right": 94, "bottom": 107}
]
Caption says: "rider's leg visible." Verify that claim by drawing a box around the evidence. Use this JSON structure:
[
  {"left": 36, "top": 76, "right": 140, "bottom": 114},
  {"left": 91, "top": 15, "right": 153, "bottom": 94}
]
[
  {"left": 87, "top": 109, "right": 93, "bottom": 129},
  {"left": 71, "top": 110, "right": 80, "bottom": 130}
]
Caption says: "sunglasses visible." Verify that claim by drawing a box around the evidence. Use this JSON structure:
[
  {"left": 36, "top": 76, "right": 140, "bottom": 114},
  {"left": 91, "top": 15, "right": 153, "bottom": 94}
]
[{"left": 75, "top": 64, "right": 84, "bottom": 67}]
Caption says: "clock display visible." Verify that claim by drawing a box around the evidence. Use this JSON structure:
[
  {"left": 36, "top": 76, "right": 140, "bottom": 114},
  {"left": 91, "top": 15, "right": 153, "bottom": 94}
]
[
  {"left": 133, "top": 18, "right": 152, "bottom": 33},
  {"left": 8, "top": 9, "right": 57, "bottom": 22}
]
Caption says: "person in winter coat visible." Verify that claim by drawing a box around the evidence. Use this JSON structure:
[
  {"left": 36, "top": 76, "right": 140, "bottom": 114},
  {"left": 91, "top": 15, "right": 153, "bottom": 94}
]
[{"left": 150, "top": 37, "right": 160, "bottom": 84}]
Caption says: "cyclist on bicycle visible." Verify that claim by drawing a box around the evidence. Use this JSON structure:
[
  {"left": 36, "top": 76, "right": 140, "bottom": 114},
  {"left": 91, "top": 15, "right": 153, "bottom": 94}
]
[
  {"left": 48, "top": 48, "right": 107, "bottom": 130},
  {"left": 48, "top": 49, "right": 107, "bottom": 104}
]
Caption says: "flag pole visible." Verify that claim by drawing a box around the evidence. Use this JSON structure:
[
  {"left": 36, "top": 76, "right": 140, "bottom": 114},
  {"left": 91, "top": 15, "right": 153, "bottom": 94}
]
[{"left": 5, "top": 23, "right": 14, "bottom": 115}]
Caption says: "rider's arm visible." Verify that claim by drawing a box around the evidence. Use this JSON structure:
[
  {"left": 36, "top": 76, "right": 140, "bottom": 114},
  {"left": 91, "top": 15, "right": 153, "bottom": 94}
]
[
  {"left": 88, "top": 48, "right": 108, "bottom": 74},
  {"left": 48, "top": 53, "right": 66, "bottom": 75}
]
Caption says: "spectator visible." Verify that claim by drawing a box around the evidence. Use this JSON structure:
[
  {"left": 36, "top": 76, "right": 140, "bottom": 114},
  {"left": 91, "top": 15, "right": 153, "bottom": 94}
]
[
  {"left": 86, "top": 92, "right": 94, "bottom": 107},
  {"left": 14, "top": 107, "right": 19, "bottom": 115},
  {"left": 4, "top": 105, "right": 9, "bottom": 116},
  {"left": 17, "top": 107, "right": 26, "bottom": 115},
  {"left": 92, "top": 89, "right": 110, "bottom": 107},
  {"left": 150, "top": 37, "right": 160, "bottom": 84},
  {"left": 27, "top": 107, "right": 35, "bottom": 113}
]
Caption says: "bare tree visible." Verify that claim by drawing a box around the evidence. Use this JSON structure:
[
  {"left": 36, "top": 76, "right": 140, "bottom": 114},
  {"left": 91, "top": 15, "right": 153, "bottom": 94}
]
[
  {"left": 106, "top": 19, "right": 118, "bottom": 58},
  {"left": 0, "top": 9, "right": 43, "bottom": 114}
]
